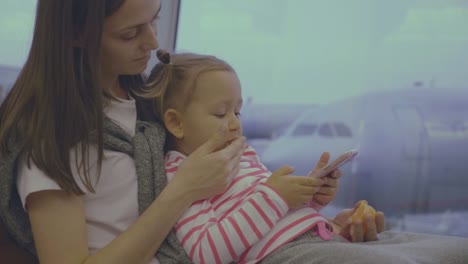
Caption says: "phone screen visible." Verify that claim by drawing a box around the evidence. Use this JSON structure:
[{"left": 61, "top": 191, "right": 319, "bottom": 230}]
[{"left": 309, "top": 149, "right": 358, "bottom": 178}]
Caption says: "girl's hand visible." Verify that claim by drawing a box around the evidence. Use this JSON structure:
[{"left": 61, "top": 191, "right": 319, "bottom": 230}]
[
  {"left": 266, "top": 165, "right": 324, "bottom": 209},
  {"left": 171, "top": 128, "right": 246, "bottom": 203},
  {"left": 329, "top": 201, "right": 385, "bottom": 242},
  {"left": 309, "top": 152, "right": 343, "bottom": 207}
]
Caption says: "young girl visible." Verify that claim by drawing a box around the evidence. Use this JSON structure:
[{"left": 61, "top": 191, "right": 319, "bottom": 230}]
[
  {"left": 138, "top": 50, "right": 468, "bottom": 264},
  {"left": 139, "top": 50, "right": 341, "bottom": 263}
]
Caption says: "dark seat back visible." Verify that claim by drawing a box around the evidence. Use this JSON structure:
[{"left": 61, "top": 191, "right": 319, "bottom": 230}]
[{"left": 0, "top": 220, "right": 36, "bottom": 264}]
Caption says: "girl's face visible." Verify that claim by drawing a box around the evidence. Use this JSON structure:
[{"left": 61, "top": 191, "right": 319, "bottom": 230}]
[
  {"left": 101, "top": 0, "right": 161, "bottom": 81},
  {"left": 175, "top": 70, "right": 243, "bottom": 155}
]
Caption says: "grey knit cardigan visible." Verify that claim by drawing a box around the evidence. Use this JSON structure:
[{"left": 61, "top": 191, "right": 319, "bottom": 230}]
[{"left": 0, "top": 117, "right": 193, "bottom": 263}]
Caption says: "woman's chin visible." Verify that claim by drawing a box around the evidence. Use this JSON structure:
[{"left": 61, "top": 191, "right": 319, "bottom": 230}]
[{"left": 123, "top": 67, "right": 147, "bottom": 76}]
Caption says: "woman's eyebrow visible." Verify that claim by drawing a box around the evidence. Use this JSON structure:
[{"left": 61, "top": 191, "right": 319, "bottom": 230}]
[{"left": 117, "top": 5, "right": 161, "bottom": 32}]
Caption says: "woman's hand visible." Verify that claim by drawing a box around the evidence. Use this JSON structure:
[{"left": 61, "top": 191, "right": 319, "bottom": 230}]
[
  {"left": 309, "top": 152, "right": 343, "bottom": 207},
  {"left": 329, "top": 201, "right": 385, "bottom": 242},
  {"left": 171, "top": 128, "right": 246, "bottom": 204}
]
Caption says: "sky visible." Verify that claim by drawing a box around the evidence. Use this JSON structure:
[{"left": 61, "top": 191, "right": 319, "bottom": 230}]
[{"left": 1, "top": 0, "right": 467, "bottom": 104}]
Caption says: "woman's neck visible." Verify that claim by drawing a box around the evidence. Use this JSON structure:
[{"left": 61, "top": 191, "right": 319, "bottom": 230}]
[{"left": 102, "top": 74, "right": 129, "bottom": 100}]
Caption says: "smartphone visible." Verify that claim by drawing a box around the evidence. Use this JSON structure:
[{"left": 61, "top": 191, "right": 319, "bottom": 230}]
[{"left": 308, "top": 149, "right": 359, "bottom": 178}]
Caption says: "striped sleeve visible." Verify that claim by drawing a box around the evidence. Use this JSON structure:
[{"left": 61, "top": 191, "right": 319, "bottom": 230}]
[
  {"left": 165, "top": 150, "right": 289, "bottom": 264},
  {"left": 243, "top": 145, "right": 324, "bottom": 212},
  {"left": 305, "top": 199, "right": 325, "bottom": 212},
  {"left": 176, "top": 183, "right": 289, "bottom": 264},
  {"left": 243, "top": 144, "right": 271, "bottom": 174},
  {"left": 165, "top": 152, "right": 288, "bottom": 264}
]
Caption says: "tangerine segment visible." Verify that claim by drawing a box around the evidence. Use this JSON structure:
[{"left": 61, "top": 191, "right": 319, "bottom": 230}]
[{"left": 350, "top": 200, "right": 376, "bottom": 231}]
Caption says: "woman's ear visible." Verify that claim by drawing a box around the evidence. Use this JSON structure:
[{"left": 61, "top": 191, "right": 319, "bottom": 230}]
[{"left": 163, "top": 109, "right": 184, "bottom": 139}]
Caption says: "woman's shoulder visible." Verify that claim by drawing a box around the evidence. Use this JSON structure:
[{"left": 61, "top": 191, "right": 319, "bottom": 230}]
[
  {"left": 16, "top": 154, "right": 90, "bottom": 210},
  {"left": 0, "top": 150, "right": 37, "bottom": 257}
]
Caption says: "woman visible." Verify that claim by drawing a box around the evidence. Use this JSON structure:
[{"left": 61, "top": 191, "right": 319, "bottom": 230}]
[{"left": 1, "top": 1, "right": 460, "bottom": 264}]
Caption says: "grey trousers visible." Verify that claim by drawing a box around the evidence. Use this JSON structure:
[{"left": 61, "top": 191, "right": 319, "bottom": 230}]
[{"left": 260, "top": 231, "right": 468, "bottom": 264}]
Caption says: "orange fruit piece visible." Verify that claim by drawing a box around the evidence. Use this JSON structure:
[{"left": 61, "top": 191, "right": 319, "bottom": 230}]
[{"left": 350, "top": 200, "right": 376, "bottom": 231}]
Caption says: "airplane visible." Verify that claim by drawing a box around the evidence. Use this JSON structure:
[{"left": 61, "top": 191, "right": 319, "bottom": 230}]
[
  {"left": 240, "top": 97, "right": 317, "bottom": 156},
  {"left": 254, "top": 86, "right": 468, "bottom": 218}
]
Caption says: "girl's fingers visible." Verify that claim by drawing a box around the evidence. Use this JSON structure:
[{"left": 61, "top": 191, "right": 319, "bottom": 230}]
[
  {"left": 375, "top": 211, "right": 385, "bottom": 233},
  {"left": 364, "top": 214, "right": 378, "bottom": 241},
  {"left": 351, "top": 220, "right": 364, "bottom": 242},
  {"left": 297, "top": 185, "right": 321, "bottom": 195},
  {"left": 322, "top": 177, "right": 338, "bottom": 187},
  {"left": 310, "top": 152, "right": 330, "bottom": 173},
  {"left": 294, "top": 177, "right": 324, "bottom": 187},
  {"left": 316, "top": 186, "right": 336, "bottom": 195}
]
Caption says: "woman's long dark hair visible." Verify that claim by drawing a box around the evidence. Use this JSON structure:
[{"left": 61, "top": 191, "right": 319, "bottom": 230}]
[{"left": 0, "top": 0, "right": 144, "bottom": 194}]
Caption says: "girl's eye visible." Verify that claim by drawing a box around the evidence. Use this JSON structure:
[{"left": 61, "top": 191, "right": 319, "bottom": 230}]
[
  {"left": 215, "top": 113, "right": 226, "bottom": 118},
  {"left": 235, "top": 112, "right": 241, "bottom": 118}
]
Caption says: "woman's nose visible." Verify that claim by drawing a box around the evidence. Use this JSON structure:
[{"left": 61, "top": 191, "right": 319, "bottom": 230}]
[{"left": 141, "top": 24, "right": 159, "bottom": 51}]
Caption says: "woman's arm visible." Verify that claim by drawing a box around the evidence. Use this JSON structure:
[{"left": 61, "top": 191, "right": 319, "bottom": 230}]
[
  {"left": 28, "top": 185, "right": 190, "bottom": 264},
  {"left": 29, "top": 134, "right": 246, "bottom": 264}
]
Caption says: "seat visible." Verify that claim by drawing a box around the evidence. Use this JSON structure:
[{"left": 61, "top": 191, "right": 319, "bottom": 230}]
[{"left": 0, "top": 220, "right": 36, "bottom": 264}]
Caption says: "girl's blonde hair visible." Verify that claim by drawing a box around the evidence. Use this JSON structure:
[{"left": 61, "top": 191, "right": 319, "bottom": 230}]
[{"left": 136, "top": 50, "right": 235, "bottom": 122}]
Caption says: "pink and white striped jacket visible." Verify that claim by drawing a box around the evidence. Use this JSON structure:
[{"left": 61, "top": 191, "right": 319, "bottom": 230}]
[{"left": 165, "top": 145, "right": 333, "bottom": 264}]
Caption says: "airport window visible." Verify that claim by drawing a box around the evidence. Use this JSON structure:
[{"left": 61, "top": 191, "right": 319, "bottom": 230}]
[
  {"left": 0, "top": 1, "right": 35, "bottom": 99},
  {"left": 333, "top": 122, "right": 353, "bottom": 137},
  {"left": 177, "top": 0, "right": 468, "bottom": 238},
  {"left": 1, "top": 0, "right": 466, "bottom": 240},
  {"left": 292, "top": 123, "right": 318, "bottom": 137}
]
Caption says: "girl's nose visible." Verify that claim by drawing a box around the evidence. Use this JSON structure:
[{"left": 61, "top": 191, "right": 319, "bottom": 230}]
[{"left": 228, "top": 115, "right": 241, "bottom": 132}]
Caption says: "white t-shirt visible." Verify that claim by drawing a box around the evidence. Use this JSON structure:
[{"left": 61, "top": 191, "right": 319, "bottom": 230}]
[{"left": 17, "top": 97, "right": 159, "bottom": 264}]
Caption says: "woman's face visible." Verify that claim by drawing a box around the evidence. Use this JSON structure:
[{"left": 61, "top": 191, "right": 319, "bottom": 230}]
[{"left": 101, "top": 0, "right": 161, "bottom": 81}]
